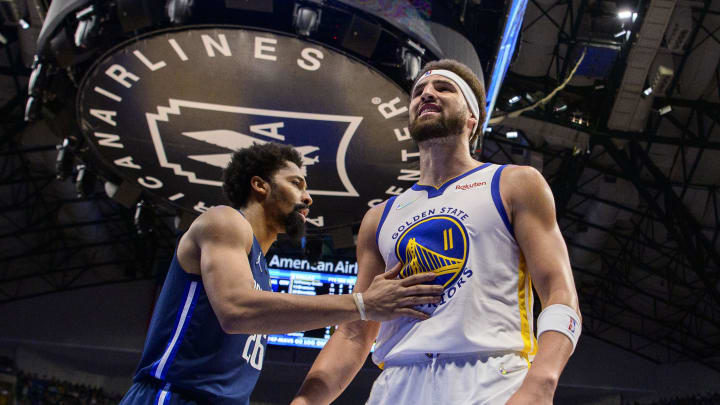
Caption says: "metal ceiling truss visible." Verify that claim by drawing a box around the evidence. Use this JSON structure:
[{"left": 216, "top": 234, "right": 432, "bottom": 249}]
[
  {"left": 0, "top": 140, "right": 177, "bottom": 303},
  {"left": 481, "top": 133, "right": 720, "bottom": 370}
]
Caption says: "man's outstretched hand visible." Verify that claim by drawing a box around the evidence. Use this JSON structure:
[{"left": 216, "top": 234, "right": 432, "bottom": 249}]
[{"left": 362, "top": 262, "right": 444, "bottom": 321}]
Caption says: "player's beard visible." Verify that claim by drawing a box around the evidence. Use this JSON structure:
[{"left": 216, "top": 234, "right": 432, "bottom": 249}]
[
  {"left": 409, "top": 109, "right": 465, "bottom": 142},
  {"left": 283, "top": 204, "right": 308, "bottom": 243}
]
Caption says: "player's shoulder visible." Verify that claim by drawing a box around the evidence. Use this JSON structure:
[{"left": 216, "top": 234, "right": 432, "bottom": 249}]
[
  {"left": 364, "top": 199, "right": 390, "bottom": 224},
  {"left": 501, "top": 164, "right": 547, "bottom": 191},
  {"left": 500, "top": 164, "right": 553, "bottom": 207},
  {"left": 189, "top": 205, "right": 253, "bottom": 246}
]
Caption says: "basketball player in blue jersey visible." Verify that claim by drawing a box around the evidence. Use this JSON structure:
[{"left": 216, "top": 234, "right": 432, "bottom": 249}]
[
  {"left": 119, "top": 142, "right": 444, "bottom": 405},
  {"left": 293, "top": 60, "right": 582, "bottom": 405}
]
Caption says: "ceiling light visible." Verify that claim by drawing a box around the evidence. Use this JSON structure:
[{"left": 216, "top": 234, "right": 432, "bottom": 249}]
[
  {"left": 506, "top": 131, "right": 518, "bottom": 139},
  {"left": 659, "top": 105, "right": 672, "bottom": 115},
  {"left": 293, "top": 5, "right": 321, "bottom": 37},
  {"left": 614, "top": 30, "right": 627, "bottom": 38},
  {"left": 618, "top": 10, "right": 633, "bottom": 19},
  {"left": 554, "top": 104, "right": 567, "bottom": 112},
  {"left": 508, "top": 95, "right": 521, "bottom": 104},
  {"left": 642, "top": 87, "right": 653, "bottom": 96},
  {"left": 632, "top": 12, "right": 638, "bottom": 22},
  {"left": 18, "top": 18, "right": 29, "bottom": 29},
  {"left": 484, "top": 126, "right": 492, "bottom": 133}
]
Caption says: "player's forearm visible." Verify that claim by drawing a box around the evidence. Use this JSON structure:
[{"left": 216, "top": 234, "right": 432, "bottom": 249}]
[
  {"left": 520, "top": 331, "right": 573, "bottom": 397},
  {"left": 293, "top": 323, "right": 377, "bottom": 405},
  {"left": 219, "top": 291, "right": 359, "bottom": 334}
]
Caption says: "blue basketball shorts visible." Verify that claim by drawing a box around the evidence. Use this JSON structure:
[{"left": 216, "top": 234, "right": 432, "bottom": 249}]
[{"left": 119, "top": 380, "right": 209, "bottom": 405}]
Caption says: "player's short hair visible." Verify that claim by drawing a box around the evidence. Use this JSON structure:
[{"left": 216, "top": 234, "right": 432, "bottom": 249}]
[
  {"left": 223, "top": 142, "right": 302, "bottom": 208},
  {"left": 413, "top": 59, "right": 487, "bottom": 146}
]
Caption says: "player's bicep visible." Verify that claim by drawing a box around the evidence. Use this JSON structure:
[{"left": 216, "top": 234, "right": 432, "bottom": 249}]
[
  {"left": 506, "top": 167, "right": 577, "bottom": 308},
  {"left": 193, "top": 208, "right": 257, "bottom": 330}
]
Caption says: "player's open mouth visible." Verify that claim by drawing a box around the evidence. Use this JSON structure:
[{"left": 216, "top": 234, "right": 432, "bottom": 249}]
[
  {"left": 298, "top": 208, "right": 310, "bottom": 222},
  {"left": 418, "top": 103, "right": 441, "bottom": 116}
]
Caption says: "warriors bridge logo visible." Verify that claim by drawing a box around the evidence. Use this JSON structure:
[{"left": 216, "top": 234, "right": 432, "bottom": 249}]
[
  {"left": 395, "top": 215, "right": 468, "bottom": 288},
  {"left": 77, "top": 27, "right": 419, "bottom": 228}
]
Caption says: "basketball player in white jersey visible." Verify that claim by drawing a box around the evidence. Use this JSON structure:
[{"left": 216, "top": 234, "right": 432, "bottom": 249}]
[{"left": 291, "top": 60, "right": 581, "bottom": 405}]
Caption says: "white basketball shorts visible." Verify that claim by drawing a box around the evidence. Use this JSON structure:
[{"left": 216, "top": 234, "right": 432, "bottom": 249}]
[{"left": 366, "top": 352, "right": 529, "bottom": 405}]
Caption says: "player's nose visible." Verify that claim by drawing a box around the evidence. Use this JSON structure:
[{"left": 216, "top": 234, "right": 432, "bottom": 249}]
[{"left": 301, "top": 190, "right": 313, "bottom": 207}]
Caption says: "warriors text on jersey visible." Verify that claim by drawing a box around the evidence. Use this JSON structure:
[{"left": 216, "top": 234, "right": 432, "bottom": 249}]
[
  {"left": 373, "top": 163, "right": 537, "bottom": 365},
  {"left": 130, "top": 233, "right": 271, "bottom": 404}
]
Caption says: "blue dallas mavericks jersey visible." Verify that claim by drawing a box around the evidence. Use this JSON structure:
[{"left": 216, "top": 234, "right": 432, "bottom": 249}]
[{"left": 133, "top": 234, "right": 271, "bottom": 404}]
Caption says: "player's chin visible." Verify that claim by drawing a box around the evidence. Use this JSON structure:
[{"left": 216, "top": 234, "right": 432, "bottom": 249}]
[{"left": 283, "top": 210, "right": 306, "bottom": 242}]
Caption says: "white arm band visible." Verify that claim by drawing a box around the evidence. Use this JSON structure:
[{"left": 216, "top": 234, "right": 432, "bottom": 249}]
[
  {"left": 352, "top": 293, "right": 367, "bottom": 321},
  {"left": 536, "top": 304, "right": 581, "bottom": 353}
]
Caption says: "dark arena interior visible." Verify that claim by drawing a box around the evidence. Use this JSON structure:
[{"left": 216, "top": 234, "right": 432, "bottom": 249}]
[{"left": 1, "top": 0, "right": 719, "bottom": 404}]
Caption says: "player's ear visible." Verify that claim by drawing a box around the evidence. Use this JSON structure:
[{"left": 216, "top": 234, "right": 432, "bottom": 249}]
[
  {"left": 250, "top": 176, "right": 270, "bottom": 199},
  {"left": 467, "top": 114, "right": 477, "bottom": 131}
]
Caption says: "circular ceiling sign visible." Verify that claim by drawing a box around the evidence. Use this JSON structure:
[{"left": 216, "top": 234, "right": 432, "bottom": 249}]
[{"left": 77, "top": 26, "right": 418, "bottom": 228}]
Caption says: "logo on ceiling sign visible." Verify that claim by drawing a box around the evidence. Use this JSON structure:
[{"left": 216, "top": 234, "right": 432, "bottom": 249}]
[{"left": 77, "top": 27, "right": 418, "bottom": 228}]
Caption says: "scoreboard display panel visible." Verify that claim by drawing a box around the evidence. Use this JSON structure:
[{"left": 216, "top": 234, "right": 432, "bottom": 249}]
[{"left": 267, "top": 267, "right": 358, "bottom": 349}]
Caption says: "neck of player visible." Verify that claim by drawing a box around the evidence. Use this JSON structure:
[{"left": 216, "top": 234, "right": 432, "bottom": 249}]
[
  {"left": 240, "top": 203, "right": 280, "bottom": 254},
  {"left": 417, "top": 133, "right": 483, "bottom": 188}
]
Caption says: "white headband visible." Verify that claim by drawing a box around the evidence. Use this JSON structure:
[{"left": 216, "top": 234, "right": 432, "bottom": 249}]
[{"left": 412, "top": 69, "right": 480, "bottom": 136}]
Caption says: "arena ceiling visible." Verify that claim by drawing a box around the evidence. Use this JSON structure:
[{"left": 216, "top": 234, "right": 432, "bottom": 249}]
[{"left": 0, "top": 0, "right": 718, "bottom": 372}]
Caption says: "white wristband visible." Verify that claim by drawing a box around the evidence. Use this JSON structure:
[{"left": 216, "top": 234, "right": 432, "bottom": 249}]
[
  {"left": 352, "top": 293, "right": 367, "bottom": 321},
  {"left": 536, "top": 304, "right": 581, "bottom": 353}
]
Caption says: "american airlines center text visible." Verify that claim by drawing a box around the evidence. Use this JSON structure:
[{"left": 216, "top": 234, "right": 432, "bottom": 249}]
[
  {"left": 77, "top": 27, "right": 420, "bottom": 228},
  {"left": 268, "top": 255, "right": 358, "bottom": 275}
]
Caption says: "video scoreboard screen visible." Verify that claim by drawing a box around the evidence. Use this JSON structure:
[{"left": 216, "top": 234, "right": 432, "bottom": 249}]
[{"left": 266, "top": 255, "right": 358, "bottom": 349}]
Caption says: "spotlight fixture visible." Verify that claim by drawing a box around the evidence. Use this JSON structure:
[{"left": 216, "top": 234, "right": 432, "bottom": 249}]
[
  {"left": 74, "top": 5, "right": 103, "bottom": 48},
  {"left": 75, "top": 164, "right": 96, "bottom": 197},
  {"left": 614, "top": 30, "right": 627, "bottom": 38},
  {"left": 484, "top": 126, "right": 492, "bottom": 133},
  {"left": 55, "top": 138, "right": 77, "bottom": 180},
  {"left": 400, "top": 47, "right": 422, "bottom": 81},
  {"left": 524, "top": 93, "right": 535, "bottom": 103},
  {"left": 506, "top": 131, "right": 518, "bottom": 139},
  {"left": 18, "top": 18, "right": 29, "bottom": 29},
  {"left": 167, "top": 0, "right": 194, "bottom": 25},
  {"left": 134, "top": 200, "right": 155, "bottom": 235},
  {"left": 508, "top": 95, "right": 521, "bottom": 104},
  {"left": 642, "top": 87, "right": 653, "bottom": 97},
  {"left": 0, "top": 33, "right": 7, "bottom": 45},
  {"left": 554, "top": 104, "right": 568, "bottom": 112},
  {"left": 24, "top": 96, "right": 40, "bottom": 122},
  {"left": 28, "top": 57, "right": 47, "bottom": 97},
  {"left": 617, "top": 10, "right": 633, "bottom": 19},
  {"left": 293, "top": 3, "right": 321, "bottom": 37},
  {"left": 658, "top": 105, "right": 672, "bottom": 115}
]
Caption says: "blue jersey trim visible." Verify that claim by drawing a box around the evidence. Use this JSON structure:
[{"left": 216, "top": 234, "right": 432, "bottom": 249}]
[
  {"left": 151, "top": 280, "right": 201, "bottom": 380},
  {"left": 153, "top": 383, "right": 172, "bottom": 404},
  {"left": 411, "top": 163, "right": 492, "bottom": 198},
  {"left": 162, "top": 283, "right": 200, "bottom": 379},
  {"left": 491, "top": 165, "right": 514, "bottom": 237},
  {"left": 376, "top": 196, "right": 397, "bottom": 246}
]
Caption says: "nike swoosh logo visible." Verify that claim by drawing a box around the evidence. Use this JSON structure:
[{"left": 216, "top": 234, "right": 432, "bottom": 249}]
[{"left": 396, "top": 196, "right": 421, "bottom": 210}]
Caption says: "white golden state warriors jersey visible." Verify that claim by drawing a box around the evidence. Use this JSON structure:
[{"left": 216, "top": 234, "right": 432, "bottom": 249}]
[{"left": 373, "top": 163, "right": 538, "bottom": 365}]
